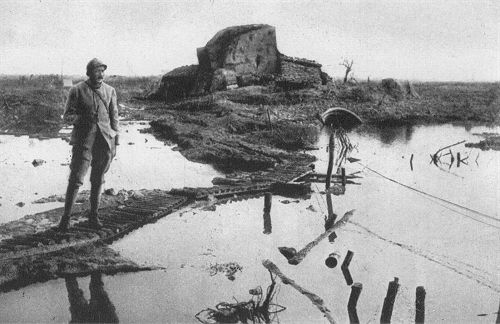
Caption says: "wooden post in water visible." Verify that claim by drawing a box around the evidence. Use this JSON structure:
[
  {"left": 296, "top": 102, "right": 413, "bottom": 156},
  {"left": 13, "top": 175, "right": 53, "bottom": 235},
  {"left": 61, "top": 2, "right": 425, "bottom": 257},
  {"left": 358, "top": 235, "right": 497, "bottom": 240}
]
[
  {"left": 342, "top": 250, "right": 354, "bottom": 269},
  {"left": 263, "top": 192, "right": 272, "bottom": 234},
  {"left": 457, "top": 152, "right": 461, "bottom": 167},
  {"left": 410, "top": 154, "right": 414, "bottom": 171},
  {"left": 326, "top": 132, "right": 335, "bottom": 190},
  {"left": 341, "top": 167, "right": 346, "bottom": 187},
  {"left": 342, "top": 266, "right": 354, "bottom": 286},
  {"left": 348, "top": 282, "right": 363, "bottom": 324},
  {"left": 380, "top": 277, "right": 400, "bottom": 324},
  {"left": 415, "top": 286, "right": 426, "bottom": 323},
  {"left": 264, "top": 192, "right": 272, "bottom": 213},
  {"left": 495, "top": 299, "right": 500, "bottom": 324}
]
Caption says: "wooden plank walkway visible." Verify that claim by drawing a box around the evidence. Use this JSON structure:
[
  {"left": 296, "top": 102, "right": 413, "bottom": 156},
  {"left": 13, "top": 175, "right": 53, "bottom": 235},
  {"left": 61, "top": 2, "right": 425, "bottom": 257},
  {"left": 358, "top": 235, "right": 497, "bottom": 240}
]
[
  {"left": 0, "top": 181, "right": 312, "bottom": 262},
  {"left": 0, "top": 192, "right": 190, "bottom": 262}
]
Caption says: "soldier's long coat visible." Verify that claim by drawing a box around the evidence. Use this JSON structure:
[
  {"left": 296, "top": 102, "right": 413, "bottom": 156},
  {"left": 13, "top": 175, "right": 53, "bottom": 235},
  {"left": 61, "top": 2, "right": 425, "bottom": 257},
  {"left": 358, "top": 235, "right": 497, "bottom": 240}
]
[{"left": 64, "top": 81, "right": 119, "bottom": 150}]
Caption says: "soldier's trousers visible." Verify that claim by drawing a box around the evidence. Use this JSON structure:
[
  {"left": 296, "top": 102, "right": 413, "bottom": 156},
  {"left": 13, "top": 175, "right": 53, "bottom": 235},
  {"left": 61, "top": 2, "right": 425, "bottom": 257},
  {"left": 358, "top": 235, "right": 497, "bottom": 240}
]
[{"left": 68, "top": 127, "right": 115, "bottom": 188}]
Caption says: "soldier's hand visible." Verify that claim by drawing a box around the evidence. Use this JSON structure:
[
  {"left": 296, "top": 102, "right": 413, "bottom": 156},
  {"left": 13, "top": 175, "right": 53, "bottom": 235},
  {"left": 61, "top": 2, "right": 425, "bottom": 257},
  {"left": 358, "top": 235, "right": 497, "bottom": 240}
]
[{"left": 64, "top": 114, "right": 80, "bottom": 125}]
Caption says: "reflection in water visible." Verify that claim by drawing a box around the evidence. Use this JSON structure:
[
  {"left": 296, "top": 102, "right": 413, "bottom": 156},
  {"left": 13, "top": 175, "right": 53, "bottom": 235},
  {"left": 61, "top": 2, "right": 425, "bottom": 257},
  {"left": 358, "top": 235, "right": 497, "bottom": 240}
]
[
  {"left": 359, "top": 124, "right": 415, "bottom": 145},
  {"left": 263, "top": 211, "right": 272, "bottom": 234},
  {"left": 195, "top": 271, "right": 285, "bottom": 324},
  {"left": 65, "top": 273, "right": 119, "bottom": 323},
  {"left": 324, "top": 193, "right": 337, "bottom": 243},
  {"left": 263, "top": 193, "right": 272, "bottom": 234}
]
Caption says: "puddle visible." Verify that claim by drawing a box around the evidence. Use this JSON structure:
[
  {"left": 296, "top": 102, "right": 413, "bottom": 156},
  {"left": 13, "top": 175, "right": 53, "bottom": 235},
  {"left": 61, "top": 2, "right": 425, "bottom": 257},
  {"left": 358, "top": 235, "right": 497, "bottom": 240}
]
[
  {"left": 1, "top": 123, "right": 499, "bottom": 323},
  {"left": 0, "top": 121, "right": 222, "bottom": 223}
]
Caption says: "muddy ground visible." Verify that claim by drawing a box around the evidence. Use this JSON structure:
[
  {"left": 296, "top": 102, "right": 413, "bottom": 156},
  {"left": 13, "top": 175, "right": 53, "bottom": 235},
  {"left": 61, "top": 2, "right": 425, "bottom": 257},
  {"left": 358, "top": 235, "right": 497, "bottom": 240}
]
[{"left": 1, "top": 78, "right": 499, "bottom": 292}]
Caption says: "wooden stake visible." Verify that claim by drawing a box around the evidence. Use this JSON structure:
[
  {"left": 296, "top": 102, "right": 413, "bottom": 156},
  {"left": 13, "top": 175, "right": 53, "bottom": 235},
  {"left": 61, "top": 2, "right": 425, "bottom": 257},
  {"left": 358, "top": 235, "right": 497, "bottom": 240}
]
[
  {"left": 415, "top": 286, "right": 426, "bottom": 323},
  {"left": 263, "top": 259, "right": 337, "bottom": 324},
  {"left": 341, "top": 168, "right": 346, "bottom": 187},
  {"left": 457, "top": 152, "right": 461, "bottom": 167},
  {"left": 380, "top": 277, "right": 400, "bottom": 324},
  {"left": 341, "top": 250, "right": 354, "bottom": 269},
  {"left": 264, "top": 192, "right": 272, "bottom": 213},
  {"left": 495, "top": 299, "right": 500, "bottom": 324},
  {"left": 410, "top": 154, "right": 414, "bottom": 171},
  {"left": 348, "top": 283, "right": 363, "bottom": 324},
  {"left": 326, "top": 132, "right": 335, "bottom": 190},
  {"left": 342, "top": 267, "right": 353, "bottom": 286}
]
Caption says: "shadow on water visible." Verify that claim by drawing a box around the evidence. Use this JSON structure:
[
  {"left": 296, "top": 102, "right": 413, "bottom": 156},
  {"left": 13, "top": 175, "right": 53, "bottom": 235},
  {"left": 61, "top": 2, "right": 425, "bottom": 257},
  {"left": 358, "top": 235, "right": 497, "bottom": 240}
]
[
  {"left": 324, "top": 193, "right": 337, "bottom": 243},
  {"left": 195, "top": 271, "right": 285, "bottom": 324},
  {"left": 356, "top": 123, "right": 415, "bottom": 145},
  {"left": 263, "top": 211, "right": 272, "bottom": 234},
  {"left": 65, "top": 273, "right": 119, "bottom": 323}
]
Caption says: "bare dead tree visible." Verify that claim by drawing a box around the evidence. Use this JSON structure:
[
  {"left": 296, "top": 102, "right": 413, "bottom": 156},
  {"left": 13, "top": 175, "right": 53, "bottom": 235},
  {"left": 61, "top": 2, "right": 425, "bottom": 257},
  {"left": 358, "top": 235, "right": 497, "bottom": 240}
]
[{"left": 340, "top": 59, "right": 354, "bottom": 84}]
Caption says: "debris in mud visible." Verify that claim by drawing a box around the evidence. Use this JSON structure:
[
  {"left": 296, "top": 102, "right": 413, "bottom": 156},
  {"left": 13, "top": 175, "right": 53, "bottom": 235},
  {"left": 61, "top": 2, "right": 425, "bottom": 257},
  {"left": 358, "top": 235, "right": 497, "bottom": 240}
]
[
  {"left": 31, "top": 158, "right": 46, "bottom": 167},
  {"left": 278, "top": 247, "right": 297, "bottom": 260},
  {"left": 211, "top": 177, "right": 250, "bottom": 186},
  {"left": 279, "top": 199, "right": 299, "bottom": 204},
  {"left": 306, "top": 205, "right": 317, "bottom": 212},
  {"left": 15, "top": 202, "right": 25, "bottom": 207},
  {"left": 104, "top": 188, "right": 116, "bottom": 196},
  {"left": 326, "top": 184, "right": 346, "bottom": 196},
  {"left": 196, "top": 270, "right": 285, "bottom": 324},
  {"left": 347, "top": 157, "right": 361, "bottom": 163},
  {"left": 208, "top": 262, "right": 243, "bottom": 281},
  {"left": 202, "top": 205, "right": 217, "bottom": 211}
]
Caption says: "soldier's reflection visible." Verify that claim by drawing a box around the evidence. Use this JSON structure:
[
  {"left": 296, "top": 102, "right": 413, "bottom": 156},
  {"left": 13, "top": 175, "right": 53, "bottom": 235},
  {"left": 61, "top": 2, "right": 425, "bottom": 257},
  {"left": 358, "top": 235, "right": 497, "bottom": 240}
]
[{"left": 65, "top": 273, "right": 119, "bottom": 323}]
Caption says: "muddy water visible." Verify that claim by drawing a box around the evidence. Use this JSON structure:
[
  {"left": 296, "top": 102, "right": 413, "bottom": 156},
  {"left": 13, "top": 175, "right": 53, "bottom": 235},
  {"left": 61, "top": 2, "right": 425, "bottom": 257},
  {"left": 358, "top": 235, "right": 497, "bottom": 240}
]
[
  {"left": 0, "top": 121, "right": 222, "bottom": 223},
  {"left": 1, "top": 123, "right": 499, "bottom": 323}
]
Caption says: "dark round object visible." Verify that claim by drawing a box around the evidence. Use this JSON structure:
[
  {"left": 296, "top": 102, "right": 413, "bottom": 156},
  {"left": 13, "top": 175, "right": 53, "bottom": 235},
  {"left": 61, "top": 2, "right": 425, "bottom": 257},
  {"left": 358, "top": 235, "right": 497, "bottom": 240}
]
[{"left": 325, "top": 254, "right": 339, "bottom": 268}]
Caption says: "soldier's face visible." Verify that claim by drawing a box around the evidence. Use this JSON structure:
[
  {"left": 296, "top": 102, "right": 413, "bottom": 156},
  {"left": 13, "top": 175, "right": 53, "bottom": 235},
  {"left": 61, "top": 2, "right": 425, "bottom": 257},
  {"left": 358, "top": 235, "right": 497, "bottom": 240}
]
[{"left": 90, "top": 66, "right": 105, "bottom": 85}]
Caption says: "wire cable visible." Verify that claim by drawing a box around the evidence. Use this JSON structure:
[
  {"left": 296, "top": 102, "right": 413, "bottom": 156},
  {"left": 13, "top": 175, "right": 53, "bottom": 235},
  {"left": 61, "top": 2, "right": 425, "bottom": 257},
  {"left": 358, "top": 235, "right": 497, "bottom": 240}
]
[{"left": 357, "top": 162, "right": 499, "bottom": 224}]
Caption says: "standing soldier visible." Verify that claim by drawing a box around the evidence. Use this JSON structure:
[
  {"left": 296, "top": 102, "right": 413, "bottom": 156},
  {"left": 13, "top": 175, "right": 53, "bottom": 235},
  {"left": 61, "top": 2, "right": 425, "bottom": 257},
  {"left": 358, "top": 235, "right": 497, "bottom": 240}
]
[{"left": 57, "top": 58, "right": 119, "bottom": 231}]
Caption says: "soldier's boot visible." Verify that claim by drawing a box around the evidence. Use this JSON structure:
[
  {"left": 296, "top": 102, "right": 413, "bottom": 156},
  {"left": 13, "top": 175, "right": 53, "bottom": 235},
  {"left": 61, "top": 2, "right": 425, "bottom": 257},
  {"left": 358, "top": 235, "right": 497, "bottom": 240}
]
[
  {"left": 56, "top": 185, "right": 80, "bottom": 231},
  {"left": 88, "top": 183, "right": 103, "bottom": 229}
]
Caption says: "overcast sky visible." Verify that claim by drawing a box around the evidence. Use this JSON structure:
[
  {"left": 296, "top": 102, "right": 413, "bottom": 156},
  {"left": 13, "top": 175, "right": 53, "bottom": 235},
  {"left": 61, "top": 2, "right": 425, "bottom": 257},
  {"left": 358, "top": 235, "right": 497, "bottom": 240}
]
[{"left": 0, "top": 0, "right": 498, "bottom": 81}]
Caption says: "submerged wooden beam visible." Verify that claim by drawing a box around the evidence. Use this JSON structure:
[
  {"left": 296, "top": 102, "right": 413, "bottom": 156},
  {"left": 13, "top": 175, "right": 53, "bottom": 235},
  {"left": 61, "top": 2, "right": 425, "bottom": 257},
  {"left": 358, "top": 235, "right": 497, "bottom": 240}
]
[
  {"left": 262, "top": 259, "right": 337, "bottom": 324},
  {"left": 286, "top": 210, "right": 355, "bottom": 265}
]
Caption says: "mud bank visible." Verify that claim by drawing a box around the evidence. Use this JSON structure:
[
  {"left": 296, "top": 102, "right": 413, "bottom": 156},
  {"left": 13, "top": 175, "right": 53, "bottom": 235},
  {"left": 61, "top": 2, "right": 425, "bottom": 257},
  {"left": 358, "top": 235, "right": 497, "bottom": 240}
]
[
  {"left": 466, "top": 133, "right": 500, "bottom": 151},
  {"left": 141, "top": 83, "right": 499, "bottom": 172},
  {"left": 0, "top": 244, "right": 156, "bottom": 293}
]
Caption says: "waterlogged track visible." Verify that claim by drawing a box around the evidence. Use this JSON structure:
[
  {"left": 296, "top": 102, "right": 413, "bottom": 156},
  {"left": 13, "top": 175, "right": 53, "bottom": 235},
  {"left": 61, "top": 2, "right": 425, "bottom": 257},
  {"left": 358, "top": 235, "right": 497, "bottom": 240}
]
[
  {"left": 0, "top": 192, "right": 190, "bottom": 262},
  {"left": 0, "top": 180, "right": 283, "bottom": 264}
]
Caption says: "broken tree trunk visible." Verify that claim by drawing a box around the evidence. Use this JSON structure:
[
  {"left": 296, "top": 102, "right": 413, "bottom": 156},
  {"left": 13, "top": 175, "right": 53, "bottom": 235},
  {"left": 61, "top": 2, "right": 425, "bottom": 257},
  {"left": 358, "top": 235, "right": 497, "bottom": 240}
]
[
  {"left": 262, "top": 259, "right": 337, "bottom": 324},
  {"left": 287, "top": 210, "right": 355, "bottom": 265}
]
